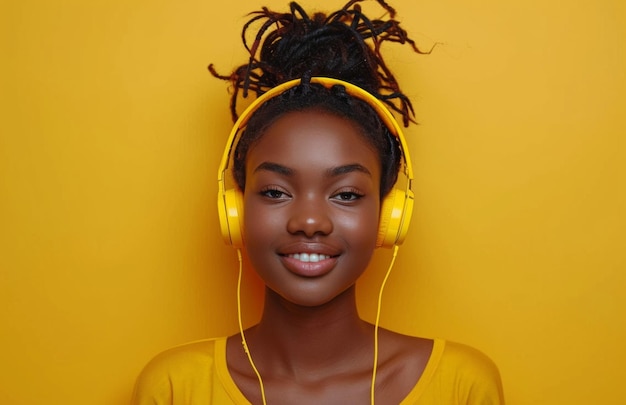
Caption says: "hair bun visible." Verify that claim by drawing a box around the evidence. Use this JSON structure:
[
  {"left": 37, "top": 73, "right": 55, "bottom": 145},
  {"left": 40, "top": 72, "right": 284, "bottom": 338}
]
[{"left": 210, "top": 0, "right": 430, "bottom": 125}]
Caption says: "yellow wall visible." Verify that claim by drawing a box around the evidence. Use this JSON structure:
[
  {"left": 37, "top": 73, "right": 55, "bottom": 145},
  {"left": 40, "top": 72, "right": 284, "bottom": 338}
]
[{"left": 1, "top": 0, "right": 624, "bottom": 404}]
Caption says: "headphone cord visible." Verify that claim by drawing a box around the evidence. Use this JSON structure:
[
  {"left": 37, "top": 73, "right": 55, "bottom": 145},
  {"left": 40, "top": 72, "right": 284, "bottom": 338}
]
[
  {"left": 370, "top": 245, "right": 399, "bottom": 405},
  {"left": 236, "top": 249, "right": 268, "bottom": 405}
]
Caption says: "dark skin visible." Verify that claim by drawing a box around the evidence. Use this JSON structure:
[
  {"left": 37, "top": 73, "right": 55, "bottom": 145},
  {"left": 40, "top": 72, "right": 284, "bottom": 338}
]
[{"left": 226, "top": 110, "right": 432, "bottom": 404}]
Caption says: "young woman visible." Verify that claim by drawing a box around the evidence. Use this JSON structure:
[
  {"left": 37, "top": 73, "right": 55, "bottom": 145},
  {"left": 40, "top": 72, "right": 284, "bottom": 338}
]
[{"left": 132, "top": 1, "right": 504, "bottom": 404}]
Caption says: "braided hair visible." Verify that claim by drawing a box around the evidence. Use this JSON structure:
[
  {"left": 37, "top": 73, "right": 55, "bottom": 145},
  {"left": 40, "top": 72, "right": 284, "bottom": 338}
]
[{"left": 210, "top": 0, "right": 427, "bottom": 197}]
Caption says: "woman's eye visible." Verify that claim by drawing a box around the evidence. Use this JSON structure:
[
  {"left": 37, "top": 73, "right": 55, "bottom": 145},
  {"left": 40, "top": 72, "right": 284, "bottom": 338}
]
[
  {"left": 333, "top": 191, "right": 363, "bottom": 202},
  {"left": 261, "top": 188, "right": 288, "bottom": 199}
]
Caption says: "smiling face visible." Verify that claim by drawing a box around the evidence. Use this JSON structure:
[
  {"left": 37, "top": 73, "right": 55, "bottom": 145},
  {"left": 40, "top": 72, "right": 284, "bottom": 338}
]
[{"left": 242, "top": 109, "right": 382, "bottom": 307}]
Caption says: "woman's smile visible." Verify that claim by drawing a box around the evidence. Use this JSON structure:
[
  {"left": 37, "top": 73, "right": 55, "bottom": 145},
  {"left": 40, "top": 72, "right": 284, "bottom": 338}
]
[
  {"left": 280, "top": 253, "right": 338, "bottom": 277},
  {"left": 277, "top": 241, "right": 342, "bottom": 277}
]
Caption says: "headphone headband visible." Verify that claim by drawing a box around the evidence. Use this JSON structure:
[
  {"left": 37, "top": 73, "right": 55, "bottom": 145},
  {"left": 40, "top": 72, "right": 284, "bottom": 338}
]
[
  {"left": 218, "top": 77, "right": 413, "bottom": 182},
  {"left": 217, "top": 77, "right": 414, "bottom": 248}
]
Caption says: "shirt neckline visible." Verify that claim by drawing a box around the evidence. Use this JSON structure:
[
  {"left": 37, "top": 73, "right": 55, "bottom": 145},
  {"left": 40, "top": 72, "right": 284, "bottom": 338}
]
[{"left": 214, "top": 336, "right": 445, "bottom": 404}]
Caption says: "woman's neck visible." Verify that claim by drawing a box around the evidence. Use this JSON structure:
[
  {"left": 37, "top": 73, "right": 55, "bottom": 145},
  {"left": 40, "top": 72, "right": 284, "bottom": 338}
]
[{"left": 245, "top": 285, "right": 374, "bottom": 380}]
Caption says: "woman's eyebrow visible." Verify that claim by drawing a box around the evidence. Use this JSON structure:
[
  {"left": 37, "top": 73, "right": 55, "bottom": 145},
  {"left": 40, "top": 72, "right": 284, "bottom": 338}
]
[
  {"left": 253, "top": 161, "right": 294, "bottom": 176},
  {"left": 327, "top": 164, "right": 372, "bottom": 178}
]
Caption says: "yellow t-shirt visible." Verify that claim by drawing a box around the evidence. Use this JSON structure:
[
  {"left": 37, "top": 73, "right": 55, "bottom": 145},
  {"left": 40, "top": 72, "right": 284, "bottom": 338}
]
[{"left": 132, "top": 337, "right": 504, "bottom": 404}]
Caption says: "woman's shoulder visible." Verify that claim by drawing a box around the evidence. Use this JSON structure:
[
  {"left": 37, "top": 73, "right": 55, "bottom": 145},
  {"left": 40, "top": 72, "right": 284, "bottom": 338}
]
[
  {"left": 436, "top": 339, "right": 501, "bottom": 381},
  {"left": 131, "top": 337, "right": 228, "bottom": 403},
  {"left": 380, "top": 332, "right": 504, "bottom": 404},
  {"left": 370, "top": 329, "right": 501, "bottom": 382},
  {"left": 424, "top": 339, "right": 505, "bottom": 403},
  {"left": 142, "top": 337, "right": 225, "bottom": 371}
]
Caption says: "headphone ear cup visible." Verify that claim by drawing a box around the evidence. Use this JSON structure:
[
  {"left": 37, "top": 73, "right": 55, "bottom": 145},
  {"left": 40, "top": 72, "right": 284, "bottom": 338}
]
[
  {"left": 376, "top": 188, "right": 414, "bottom": 248},
  {"left": 218, "top": 188, "right": 244, "bottom": 248}
]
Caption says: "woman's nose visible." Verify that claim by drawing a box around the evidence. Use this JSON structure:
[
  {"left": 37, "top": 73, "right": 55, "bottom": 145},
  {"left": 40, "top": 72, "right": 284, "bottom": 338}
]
[{"left": 286, "top": 196, "right": 333, "bottom": 237}]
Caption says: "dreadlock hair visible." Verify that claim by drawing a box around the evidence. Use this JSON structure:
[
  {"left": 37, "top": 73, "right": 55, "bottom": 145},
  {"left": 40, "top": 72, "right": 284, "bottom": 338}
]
[{"left": 210, "top": 0, "right": 428, "bottom": 198}]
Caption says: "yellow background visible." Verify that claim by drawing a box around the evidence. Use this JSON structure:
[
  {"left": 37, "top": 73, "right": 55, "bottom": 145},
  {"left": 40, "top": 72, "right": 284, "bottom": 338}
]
[{"left": 1, "top": 0, "right": 624, "bottom": 404}]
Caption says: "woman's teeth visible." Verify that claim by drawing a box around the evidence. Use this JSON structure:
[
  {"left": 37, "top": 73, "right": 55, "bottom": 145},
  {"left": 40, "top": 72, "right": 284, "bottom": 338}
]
[{"left": 288, "top": 253, "right": 330, "bottom": 263}]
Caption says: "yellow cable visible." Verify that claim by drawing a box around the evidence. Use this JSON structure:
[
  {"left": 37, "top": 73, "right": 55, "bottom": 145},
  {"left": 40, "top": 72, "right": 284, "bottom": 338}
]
[
  {"left": 236, "top": 249, "right": 267, "bottom": 405},
  {"left": 371, "top": 245, "right": 400, "bottom": 405}
]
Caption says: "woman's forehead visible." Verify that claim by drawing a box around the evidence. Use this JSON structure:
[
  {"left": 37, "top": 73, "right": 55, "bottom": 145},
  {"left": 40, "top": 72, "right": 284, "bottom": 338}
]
[{"left": 245, "top": 110, "right": 381, "bottom": 175}]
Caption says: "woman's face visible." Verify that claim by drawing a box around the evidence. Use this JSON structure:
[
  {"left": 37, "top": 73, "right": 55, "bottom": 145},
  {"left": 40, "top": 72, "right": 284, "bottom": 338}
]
[{"left": 242, "top": 109, "right": 382, "bottom": 307}]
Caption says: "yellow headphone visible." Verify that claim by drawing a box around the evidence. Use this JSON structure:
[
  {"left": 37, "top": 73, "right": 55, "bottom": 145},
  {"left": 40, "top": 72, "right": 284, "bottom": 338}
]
[{"left": 217, "top": 77, "right": 414, "bottom": 249}]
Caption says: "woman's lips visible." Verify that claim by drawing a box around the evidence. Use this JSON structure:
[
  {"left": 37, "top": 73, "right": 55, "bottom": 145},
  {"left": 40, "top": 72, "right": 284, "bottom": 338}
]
[{"left": 280, "top": 254, "right": 338, "bottom": 277}]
